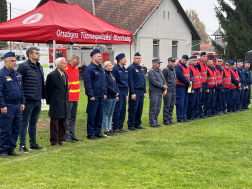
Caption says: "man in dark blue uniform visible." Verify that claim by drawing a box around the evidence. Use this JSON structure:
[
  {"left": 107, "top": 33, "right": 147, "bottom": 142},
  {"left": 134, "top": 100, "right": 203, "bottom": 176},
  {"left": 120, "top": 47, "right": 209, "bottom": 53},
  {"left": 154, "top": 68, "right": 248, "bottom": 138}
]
[
  {"left": 84, "top": 49, "right": 107, "bottom": 140},
  {"left": 0, "top": 52, "right": 25, "bottom": 158},
  {"left": 242, "top": 60, "right": 252, "bottom": 110},
  {"left": 175, "top": 55, "right": 193, "bottom": 122},
  {"left": 112, "top": 53, "right": 129, "bottom": 133},
  {"left": 127, "top": 52, "right": 146, "bottom": 130},
  {"left": 235, "top": 59, "right": 245, "bottom": 111}
]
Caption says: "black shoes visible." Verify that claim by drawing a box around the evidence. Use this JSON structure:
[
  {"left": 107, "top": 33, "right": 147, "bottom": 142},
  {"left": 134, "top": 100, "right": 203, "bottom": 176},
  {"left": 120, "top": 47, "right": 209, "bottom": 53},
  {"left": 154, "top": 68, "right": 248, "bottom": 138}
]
[
  {"left": 170, "top": 121, "right": 177, "bottom": 125},
  {"left": 113, "top": 129, "right": 123, "bottom": 133},
  {"left": 163, "top": 122, "right": 171, "bottom": 125},
  {"left": 72, "top": 137, "right": 83, "bottom": 141},
  {"left": 0, "top": 153, "right": 10, "bottom": 158},
  {"left": 19, "top": 146, "right": 29, "bottom": 153},
  {"left": 128, "top": 127, "right": 138, "bottom": 131},
  {"left": 135, "top": 126, "right": 146, "bottom": 129},
  {"left": 8, "top": 151, "right": 20, "bottom": 156},
  {"left": 87, "top": 135, "right": 99, "bottom": 140},
  {"left": 95, "top": 134, "right": 106, "bottom": 138},
  {"left": 150, "top": 125, "right": 160, "bottom": 128},
  {"left": 120, "top": 129, "right": 128, "bottom": 132},
  {"left": 64, "top": 139, "right": 76, "bottom": 143},
  {"left": 30, "top": 144, "right": 46, "bottom": 150}
]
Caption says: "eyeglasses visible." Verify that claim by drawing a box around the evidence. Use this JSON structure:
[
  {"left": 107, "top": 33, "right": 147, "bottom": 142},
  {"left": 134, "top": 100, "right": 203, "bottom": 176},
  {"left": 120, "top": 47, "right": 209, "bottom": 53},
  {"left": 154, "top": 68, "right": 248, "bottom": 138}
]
[{"left": 217, "top": 60, "right": 222, "bottom": 62}]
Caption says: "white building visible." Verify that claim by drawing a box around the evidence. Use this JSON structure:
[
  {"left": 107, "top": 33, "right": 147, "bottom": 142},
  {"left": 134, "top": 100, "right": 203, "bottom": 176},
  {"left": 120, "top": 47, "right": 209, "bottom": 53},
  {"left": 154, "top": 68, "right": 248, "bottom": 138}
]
[{"left": 37, "top": 0, "right": 201, "bottom": 69}]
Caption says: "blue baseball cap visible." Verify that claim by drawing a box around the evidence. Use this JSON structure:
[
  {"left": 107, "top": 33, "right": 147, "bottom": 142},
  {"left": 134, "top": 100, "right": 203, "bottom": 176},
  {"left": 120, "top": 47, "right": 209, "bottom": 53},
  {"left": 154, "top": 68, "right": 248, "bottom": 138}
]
[
  {"left": 200, "top": 52, "right": 207, "bottom": 56},
  {"left": 182, "top": 55, "right": 188, "bottom": 60},
  {"left": 4, "top": 52, "right": 15, "bottom": 60},
  {"left": 115, "top": 53, "right": 125, "bottom": 61},
  {"left": 207, "top": 57, "right": 212, "bottom": 61},
  {"left": 190, "top": 55, "right": 197, "bottom": 59},
  {"left": 217, "top": 56, "right": 222, "bottom": 59},
  {"left": 152, "top": 59, "right": 162, "bottom": 63},
  {"left": 237, "top": 59, "right": 243, "bottom": 62},
  {"left": 90, "top": 49, "right": 100, "bottom": 57},
  {"left": 227, "top": 60, "right": 234, "bottom": 65},
  {"left": 134, "top": 52, "right": 141, "bottom": 56},
  {"left": 244, "top": 60, "right": 250, "bottom": 64}
]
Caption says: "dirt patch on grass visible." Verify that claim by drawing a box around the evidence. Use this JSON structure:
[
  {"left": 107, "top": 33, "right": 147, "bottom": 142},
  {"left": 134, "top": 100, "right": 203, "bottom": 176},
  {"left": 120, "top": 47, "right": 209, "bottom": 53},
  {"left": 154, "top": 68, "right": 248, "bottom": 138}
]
[{"left": 37, "top": 118, "right": 50, "bottom": 131}]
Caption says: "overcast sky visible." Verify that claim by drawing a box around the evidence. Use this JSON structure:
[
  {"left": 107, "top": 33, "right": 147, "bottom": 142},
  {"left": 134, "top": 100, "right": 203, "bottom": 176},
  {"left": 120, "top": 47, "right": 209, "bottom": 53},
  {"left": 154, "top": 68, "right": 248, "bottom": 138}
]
[{"left": 7, "top": 0, "right": 219, "bottom": 35}]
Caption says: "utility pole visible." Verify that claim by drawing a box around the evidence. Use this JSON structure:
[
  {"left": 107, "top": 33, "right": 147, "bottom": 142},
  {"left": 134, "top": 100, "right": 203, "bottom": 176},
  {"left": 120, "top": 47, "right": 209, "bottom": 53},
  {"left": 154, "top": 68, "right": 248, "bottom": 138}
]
[
  {"left": 7, "top": 2, "right": 11, "bottom": 19},
  {"left": 92, "top": 0, "right": 95, "bottom": 15}
]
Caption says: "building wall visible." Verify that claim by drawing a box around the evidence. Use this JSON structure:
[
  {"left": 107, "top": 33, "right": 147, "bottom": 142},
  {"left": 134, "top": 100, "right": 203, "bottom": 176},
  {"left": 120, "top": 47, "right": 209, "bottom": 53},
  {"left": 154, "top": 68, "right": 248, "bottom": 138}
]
[{"left": 113, "top": 0, "right": 193, "bottom": 70}]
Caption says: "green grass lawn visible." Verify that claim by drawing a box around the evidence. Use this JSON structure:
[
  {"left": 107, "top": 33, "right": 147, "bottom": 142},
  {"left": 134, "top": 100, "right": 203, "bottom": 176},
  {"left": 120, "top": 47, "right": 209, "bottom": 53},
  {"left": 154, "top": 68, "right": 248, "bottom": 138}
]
[{"left": 1, "top": 80, "right": 252, "bottom": 188}]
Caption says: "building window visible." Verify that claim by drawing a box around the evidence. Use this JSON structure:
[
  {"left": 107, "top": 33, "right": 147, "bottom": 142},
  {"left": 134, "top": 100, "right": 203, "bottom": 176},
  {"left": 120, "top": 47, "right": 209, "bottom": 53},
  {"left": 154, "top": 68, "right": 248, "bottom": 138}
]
[
  {"left": 153, "top": 39, "right": 159, "bottom": 58},
  {"left": 163, "top": 11, "right": 165, "bottom": 19},
  {"left": 172, "top": 41, "right": 178, "bottom": 58}
]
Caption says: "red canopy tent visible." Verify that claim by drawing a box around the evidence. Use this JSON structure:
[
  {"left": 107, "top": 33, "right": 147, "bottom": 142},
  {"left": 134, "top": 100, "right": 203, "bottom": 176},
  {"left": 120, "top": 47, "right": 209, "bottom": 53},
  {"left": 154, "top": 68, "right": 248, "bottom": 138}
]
[
  {"left": 0, "top": 0, "right": 132, "bottom": 45},
  {"left": 0, "top": 0, "right": 132, "bottom": 68}
]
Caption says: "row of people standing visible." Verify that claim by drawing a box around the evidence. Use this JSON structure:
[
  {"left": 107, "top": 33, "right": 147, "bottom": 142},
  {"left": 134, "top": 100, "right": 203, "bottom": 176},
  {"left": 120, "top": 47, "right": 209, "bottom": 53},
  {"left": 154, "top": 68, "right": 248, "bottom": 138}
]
[
  {"left": 84, "top": 50, "right": 147, "bottom": 139},
  {"left": 176, "top": 52, "right": 251, "bottom": 123}
]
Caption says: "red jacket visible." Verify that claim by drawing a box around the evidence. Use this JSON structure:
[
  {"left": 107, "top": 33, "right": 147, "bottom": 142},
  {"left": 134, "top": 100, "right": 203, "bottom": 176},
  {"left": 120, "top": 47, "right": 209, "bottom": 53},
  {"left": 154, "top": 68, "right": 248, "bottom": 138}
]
[
  {"left": 197, "top": 60, "right": 207, "bottom": 83},
  {"left": 230, "top": 69, "right": 240, "bottom": 89},
  {"left": 222, "top": 66, "right": 231, "bottom": 89},
  {"left": 206, "top": 66, "right": 217, "bottom": 88},
  {"left": 65, "top": 62, "right": 80, "bottom": 101},
  {"left": 188, "top": 64, "right": 202, "bottom": 89}
]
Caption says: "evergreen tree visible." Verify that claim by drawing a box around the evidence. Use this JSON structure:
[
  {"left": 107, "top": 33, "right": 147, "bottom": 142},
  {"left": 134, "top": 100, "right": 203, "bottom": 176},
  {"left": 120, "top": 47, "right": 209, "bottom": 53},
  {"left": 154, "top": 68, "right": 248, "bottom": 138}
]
[
  {"left": 0, "top": 0, "right": 7, "bottom": 49},
  {"left": 213, "top": 0, "right": 252, "bottom": 60}
]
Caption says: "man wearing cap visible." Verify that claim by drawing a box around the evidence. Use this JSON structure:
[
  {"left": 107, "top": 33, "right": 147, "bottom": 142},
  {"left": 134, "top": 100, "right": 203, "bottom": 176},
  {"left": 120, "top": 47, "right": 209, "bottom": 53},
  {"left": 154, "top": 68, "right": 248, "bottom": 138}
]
[
  {"left": 0, "top": 52, "right": 25, "bottom": 158},
  {"left": 235, "top": 59, "right": 245, "bottom": 111},
  {"left": 204, "top": 58, "right": 217, "bottom": 117},
  {"left": 84, "top": 49, "right": 107, "bottom": 140},
  {"left": 228, "top": 60, "right": 241, "bottom": 112},
  {"left": 162, "top": 57, "right": 176, "bottom": 125},
  {"left": 242, "top": 60, "right": 252, "bottom": 110},
  {"left": 195, "top": 52, "right": 208, "bottom": 118},
  {"left": 221, "top": 60, "right": 232, "bottom": 113},
  {"left": 112, "top": 53, "right": 128, "bottom": 133},
  {"left": 213, "top": 56, "right": 224, "bottom": 115},
  {"left": 148, "top": 59, "right": 167, "bottom": 127},
  {"left": 187, "top": 56, "right": 202, "bottom": 120},
  {"left": 175, "top": 55, "right": 192, "bottom": 122},
  {"left": 127, "top": 52, "right": 146, "bottom": 130}
]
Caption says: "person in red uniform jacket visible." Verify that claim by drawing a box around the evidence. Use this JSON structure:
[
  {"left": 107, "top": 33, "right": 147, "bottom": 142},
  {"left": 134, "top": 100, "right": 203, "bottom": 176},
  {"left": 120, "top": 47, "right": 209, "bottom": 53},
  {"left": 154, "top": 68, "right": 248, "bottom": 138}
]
[
  {"left": 187, "top": 55, "right": 202, "bottom": 120},
  {"left": 175, "top": 55, "right": 193, "bottom": 122},
  {"left": 64, "top": 55, "right": 83, "bottom": 143}
]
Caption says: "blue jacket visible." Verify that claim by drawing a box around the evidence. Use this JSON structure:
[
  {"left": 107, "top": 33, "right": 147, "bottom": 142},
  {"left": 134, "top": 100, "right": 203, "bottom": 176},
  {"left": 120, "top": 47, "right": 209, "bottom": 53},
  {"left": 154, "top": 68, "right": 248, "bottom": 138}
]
[
  {"left": 175, "top": 61, "right": 193, "bottom": 87},
  {"left": 127, "top": 62, "right": 146, "bottom": 94},
  {"left": 112, "top": 63, "right": 128, "bottom": 94},
  {"left": 0, "top": 66, "right": 25, "bottom": 108},
  {"left": 235, "top": 67, "right": 245, "bottom": 85},
  {"left": 17, "top": 59, "right": 45, "bottom": 100},
  {"left": 84, "top": 62, "right": 106, "bottom": 98},
  {"left": 105, "top": 70, "right": 119, "bottom": 99},
  {"left": 242, "top": 68, "right": 252, "bottom": 87}
]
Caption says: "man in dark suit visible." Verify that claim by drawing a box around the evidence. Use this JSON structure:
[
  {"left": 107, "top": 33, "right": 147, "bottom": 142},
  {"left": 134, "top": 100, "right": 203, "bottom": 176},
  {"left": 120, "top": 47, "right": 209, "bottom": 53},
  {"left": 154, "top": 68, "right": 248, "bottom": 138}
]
[{"left": 46, "top": 58, "right": 69, "bottom": 146}]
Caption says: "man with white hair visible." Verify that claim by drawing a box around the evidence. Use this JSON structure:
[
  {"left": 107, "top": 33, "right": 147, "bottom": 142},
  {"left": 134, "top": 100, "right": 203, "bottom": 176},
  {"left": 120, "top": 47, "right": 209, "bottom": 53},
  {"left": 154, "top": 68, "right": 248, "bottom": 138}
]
[
  {"left": 0, "top": 52, "right": 25, "bottom": 158},
  {"left": 46, "top": 58, "right": 69, "bottom": 146}
]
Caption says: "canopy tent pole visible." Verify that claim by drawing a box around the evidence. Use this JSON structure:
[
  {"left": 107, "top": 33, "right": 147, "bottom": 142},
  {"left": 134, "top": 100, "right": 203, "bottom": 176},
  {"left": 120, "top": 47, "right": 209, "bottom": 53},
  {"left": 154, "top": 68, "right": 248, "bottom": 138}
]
[
  {"left": 53, "top": 40, "right": 56, "bottom": 70},
  {"left": 70, "top": 45, "right": 73, "bottom": 60}
]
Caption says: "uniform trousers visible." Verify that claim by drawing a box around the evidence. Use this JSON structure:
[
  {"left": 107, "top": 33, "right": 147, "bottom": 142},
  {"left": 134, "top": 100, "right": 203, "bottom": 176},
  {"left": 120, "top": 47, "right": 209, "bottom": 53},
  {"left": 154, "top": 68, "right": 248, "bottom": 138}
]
[
  {"left": 0, "top": 104, "right": 21, "bottom": 153},
  {"left": 227, "top": 88, "right": 237, "bottom": 112},
  {"left": 214, "top": 90, "right": 222, "bottom": 114},
  {"left": 242, "top": 86, "right": 251, "bottom": 109},
  {"left": 112, "top": 87, "right": 127, "bottom": 130},
  {"left": 221, "top": 88, "right": 229, "bottom": 111},
  {"left": 86, "top": 97, "right": 103, "bottom": 137},
  {"left": 175, "top": 86, "right": 188, "bottom": 122},
  {"left": 204, "top": 88, "right": 215, "bottom": 116},
  {"left": 163, "top": 90, "right": 175, "bottom": 123},
  {"left": 187, "top": 88, "right": 200, "bottom": 119},
  {"left": 235, "top": 87, "right": 243, "bottom": 111},
  {"left": 149, "top": 92, "right": 162, "bottom": 126},
  {"left": 199, "top": 83, "right": 207, "bottom": 117},
  {"left": 127, "top": 90, "right": 144, "bottom": 127}
]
